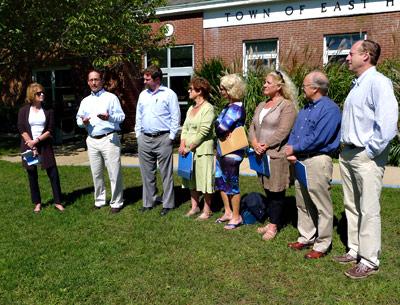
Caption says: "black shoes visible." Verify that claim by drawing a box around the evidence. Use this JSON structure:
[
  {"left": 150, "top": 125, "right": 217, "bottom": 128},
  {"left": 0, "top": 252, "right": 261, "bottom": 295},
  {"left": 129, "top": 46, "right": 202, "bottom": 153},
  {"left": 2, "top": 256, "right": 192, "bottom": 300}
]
[
  {"left": 139, "top": 206, "right": 153, "bottom": 213},
  {"left": 160, "top": 208, "right": 172, "bottom": 216}
]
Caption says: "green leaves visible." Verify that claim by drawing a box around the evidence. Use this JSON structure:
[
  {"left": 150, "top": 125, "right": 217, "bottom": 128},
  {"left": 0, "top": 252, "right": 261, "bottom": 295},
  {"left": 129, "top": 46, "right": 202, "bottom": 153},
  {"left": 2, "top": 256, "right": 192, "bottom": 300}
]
[{"left": 0, "top": 0, "right": 167, "bottom": 78}]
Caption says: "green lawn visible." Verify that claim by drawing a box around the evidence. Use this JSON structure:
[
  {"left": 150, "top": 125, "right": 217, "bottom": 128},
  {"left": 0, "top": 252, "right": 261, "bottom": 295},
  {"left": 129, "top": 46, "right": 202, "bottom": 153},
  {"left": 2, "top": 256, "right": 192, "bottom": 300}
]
[{"left": 0, "top": 160, "right": 399, "bottom": 305}]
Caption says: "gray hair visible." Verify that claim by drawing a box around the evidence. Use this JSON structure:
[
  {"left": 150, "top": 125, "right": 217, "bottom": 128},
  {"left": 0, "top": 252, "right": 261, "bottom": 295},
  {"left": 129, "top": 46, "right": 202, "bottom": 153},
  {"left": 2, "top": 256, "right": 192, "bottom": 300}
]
[{"left": 310, "top": 71, "right": 329, "bottom": 96}]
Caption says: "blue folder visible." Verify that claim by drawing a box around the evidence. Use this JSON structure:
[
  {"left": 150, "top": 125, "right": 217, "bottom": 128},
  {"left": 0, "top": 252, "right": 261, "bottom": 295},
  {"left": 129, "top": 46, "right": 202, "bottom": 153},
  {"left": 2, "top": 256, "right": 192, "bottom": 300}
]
[
  {"left": 178, "top": 152, "right": 193, "bottom": 180},
  {"left": 247, "top": 148, "right": 270, "bottom": 177},
  {"left": 294, "top": 160, "right": 308, "bottom": 189},
  {"left": 21, "top": 149, "right": 40, "bottom": 166}
]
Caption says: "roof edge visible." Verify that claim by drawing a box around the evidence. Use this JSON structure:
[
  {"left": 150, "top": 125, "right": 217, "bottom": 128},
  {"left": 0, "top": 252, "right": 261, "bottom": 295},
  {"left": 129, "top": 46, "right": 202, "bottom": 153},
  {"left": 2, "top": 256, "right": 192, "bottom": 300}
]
[{"left": 157, "top": 0, "right": 282, "bottom": 17}]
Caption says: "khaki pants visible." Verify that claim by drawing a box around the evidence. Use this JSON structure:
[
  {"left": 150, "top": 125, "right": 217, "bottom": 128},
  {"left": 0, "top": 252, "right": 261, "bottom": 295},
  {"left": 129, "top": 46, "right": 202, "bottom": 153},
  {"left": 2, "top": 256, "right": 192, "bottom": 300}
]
[
  {"left": 339, "top": 146, "right": 388, "bottom": 268},
  {"left": 295, "top": 154, "right": 333, "bottom": 252},
  {"left": 86, "top": 133, "right": 124, "bottom": 209}
]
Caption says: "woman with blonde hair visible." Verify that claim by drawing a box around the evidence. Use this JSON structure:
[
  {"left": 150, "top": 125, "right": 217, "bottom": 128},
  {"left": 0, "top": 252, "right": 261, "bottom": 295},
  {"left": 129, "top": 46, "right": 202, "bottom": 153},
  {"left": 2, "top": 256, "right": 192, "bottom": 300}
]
[
  {"left": 249, "top": 70, "right": 297, "bottom": 240},
  {"left": 17, "top": 83, "right": 64, "bottom": 213},
  {"left": 214, "top": 74, "right": 247, "bottom": 230},
  {"left": 179, "top": 76, "right": 215, "bottom": 219}
]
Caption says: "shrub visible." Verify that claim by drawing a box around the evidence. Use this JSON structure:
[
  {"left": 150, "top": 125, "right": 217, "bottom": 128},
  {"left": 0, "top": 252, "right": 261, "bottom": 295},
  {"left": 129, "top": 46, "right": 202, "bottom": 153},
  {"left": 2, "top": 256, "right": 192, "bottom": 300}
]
[{"left": 195, "top": 55, "right": 400, "bottom": 165}]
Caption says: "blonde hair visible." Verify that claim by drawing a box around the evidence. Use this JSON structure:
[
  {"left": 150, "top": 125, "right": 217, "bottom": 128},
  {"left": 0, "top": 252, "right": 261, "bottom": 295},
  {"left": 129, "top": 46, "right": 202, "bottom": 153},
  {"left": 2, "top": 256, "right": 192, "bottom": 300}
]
[
  {"left": 220, "top": 74, "right": 246, "bottom": 101},
  {"left": 25, "top": 83, "right": 44, "bottom": 104},
  {"left": 267, "top": 71, "right": 297, "bottom": 105}
]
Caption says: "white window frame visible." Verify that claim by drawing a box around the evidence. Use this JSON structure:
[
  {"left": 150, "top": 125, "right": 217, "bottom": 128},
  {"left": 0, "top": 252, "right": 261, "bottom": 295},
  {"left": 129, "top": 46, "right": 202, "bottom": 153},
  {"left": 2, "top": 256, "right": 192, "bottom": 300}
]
[
  {"left": 243, "top": 40, "right": 279, "bottom": 74},
  {"left": 145, "top": 45, "right": 194, "bottom": 105},
  {"left": 323, "top": 33, "right": 367, "bottom": 64}
]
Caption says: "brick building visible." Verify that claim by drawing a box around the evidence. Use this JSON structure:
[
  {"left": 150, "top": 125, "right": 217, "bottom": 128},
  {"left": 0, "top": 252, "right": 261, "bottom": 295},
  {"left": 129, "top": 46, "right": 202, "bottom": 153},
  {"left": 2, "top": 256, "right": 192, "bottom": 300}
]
[{"left": 150, "top": 0, "right": 400, "bottom": 108}]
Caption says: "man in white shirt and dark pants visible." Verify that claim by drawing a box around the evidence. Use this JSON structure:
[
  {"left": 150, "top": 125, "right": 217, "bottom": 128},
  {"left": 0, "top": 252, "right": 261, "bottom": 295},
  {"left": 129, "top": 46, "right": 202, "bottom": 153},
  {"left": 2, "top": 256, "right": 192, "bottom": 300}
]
[
  {"left": 135, "top": 65, "right": 181, "bottom": 216},
  {"left": 76, "top": 70, "right": 125, "bottom": 213},
  {"left": 335, "top": 40, "right": 398, "bottom": 279}
]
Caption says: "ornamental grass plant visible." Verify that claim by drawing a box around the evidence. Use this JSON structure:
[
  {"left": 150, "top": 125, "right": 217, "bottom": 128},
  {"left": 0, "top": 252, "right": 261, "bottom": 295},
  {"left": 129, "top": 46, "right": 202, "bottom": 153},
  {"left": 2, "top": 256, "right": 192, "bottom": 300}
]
[{"left": 193, "top": 50, "right": 400, "bottom": 165}]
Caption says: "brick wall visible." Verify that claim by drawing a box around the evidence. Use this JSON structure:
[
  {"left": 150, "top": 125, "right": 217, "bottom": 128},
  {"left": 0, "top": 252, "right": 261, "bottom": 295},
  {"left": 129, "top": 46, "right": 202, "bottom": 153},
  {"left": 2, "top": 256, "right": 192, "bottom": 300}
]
[{"left": 158, "top": 11, "right": 400, "bottom": 69}]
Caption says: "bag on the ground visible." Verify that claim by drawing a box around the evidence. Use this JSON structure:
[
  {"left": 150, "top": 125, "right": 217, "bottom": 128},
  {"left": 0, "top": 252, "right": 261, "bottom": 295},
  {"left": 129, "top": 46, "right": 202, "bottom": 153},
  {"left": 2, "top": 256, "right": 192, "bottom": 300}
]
[{"left": 240, "top": 192, "right": 267, "bottom": 224}]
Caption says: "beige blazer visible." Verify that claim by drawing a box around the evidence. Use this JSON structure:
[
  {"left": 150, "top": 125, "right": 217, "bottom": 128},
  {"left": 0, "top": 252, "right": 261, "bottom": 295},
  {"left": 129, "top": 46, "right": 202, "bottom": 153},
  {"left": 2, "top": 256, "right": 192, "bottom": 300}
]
[
  {"left": 248, "top": 98, "right": 297, "bottom": 159},
  {"left": 248, "top": 98, "right": 297, "bottom": 191}
]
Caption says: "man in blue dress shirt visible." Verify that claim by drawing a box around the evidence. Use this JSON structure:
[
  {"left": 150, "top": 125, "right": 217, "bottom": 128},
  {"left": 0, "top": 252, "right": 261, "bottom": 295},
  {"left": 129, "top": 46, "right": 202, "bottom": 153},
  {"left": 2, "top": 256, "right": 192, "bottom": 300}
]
[
  {"left": 76, "top": 70, "right": 125, "bottom": 213},
  {"left": 334, "top": 40, "right": 398, "bottom": 279},
  {"left": 285, "top": 71, "right": 341, "bottom": 259},
  {"left": 135, "top": 65, "right": 181, "bottom": 216}
]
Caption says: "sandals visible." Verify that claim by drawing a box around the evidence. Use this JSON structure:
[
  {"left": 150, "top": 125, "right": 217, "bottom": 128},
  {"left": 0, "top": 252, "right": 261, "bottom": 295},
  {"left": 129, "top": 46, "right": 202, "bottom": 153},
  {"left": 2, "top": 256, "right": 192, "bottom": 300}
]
[
  {"left": 262, "top": 224, "right": 278, "bottom": 240},
  {"left": 257, "top": 225, "right": 269, "bottom": 234},
  {"left": 197, "top": 211, "right": 213, "bottom": 220},
  {"left": 224, "top": 222, "right": 243, "bottom": 230},
  {"left": 54, "top": 204, "right": 65, "bottom": 212},
  {"left": 215, "top": 214, "right": 232, "bottom": 223},
  {"left": 185, "top": 207, "right": 200, "bottom": 217},
  {"left": 33, "top": 203, "right": 41, "bottom": 214}
]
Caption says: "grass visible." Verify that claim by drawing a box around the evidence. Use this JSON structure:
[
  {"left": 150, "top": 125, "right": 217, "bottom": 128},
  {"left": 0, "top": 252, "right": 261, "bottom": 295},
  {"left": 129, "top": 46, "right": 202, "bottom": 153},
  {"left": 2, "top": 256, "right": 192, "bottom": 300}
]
[{"left": 0, "top": 160, "right": 399, "bottom": 305}]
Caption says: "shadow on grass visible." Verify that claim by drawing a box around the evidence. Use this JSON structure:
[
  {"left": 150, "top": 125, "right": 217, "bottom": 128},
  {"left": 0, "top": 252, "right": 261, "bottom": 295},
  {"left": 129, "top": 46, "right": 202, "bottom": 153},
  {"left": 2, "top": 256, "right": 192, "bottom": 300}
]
[
  {"left": 61, "top": 186, "right": 94, "bottom": 207},
  {"left": 334, "top": 211, "right": 348, "bottom": 248},
  {"left": 282, "top": 195, "right": 297, "bottom": 228},
  {"left": 41, "top": 186, "right": 94, "bottom": 207},
  {"left": 123, "top": 185, "right": 145, "bottom": 207}
]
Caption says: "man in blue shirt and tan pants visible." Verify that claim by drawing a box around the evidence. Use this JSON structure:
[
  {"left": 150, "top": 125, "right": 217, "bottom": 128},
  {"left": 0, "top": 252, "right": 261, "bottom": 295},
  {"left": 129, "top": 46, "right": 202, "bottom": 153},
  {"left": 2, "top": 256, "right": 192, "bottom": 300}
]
[{"left": 285, "top": 71, "right": 341, "bottom": 259}]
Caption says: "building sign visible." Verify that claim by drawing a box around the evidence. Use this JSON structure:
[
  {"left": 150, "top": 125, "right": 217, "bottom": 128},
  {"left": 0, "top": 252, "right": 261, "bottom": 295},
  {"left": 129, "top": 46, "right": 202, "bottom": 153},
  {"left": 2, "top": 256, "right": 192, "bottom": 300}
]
[{"left": 203, "top": 0, "right": 399, "bottom": 28}]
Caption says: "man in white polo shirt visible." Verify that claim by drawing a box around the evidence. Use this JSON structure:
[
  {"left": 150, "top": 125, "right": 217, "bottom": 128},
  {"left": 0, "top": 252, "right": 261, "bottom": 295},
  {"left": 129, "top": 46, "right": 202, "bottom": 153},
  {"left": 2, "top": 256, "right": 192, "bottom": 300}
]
[
  {"left": 76, "top": 69, "right": 125, "bottom": 213},
  {"left": 335, "top": 40, "right": 398, "bottom": 279}
]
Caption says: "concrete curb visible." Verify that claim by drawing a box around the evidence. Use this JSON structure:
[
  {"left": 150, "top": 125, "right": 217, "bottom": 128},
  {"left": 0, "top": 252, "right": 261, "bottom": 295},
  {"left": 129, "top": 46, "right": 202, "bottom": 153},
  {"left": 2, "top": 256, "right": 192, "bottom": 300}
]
[{"left": 2, "top": 151, "right": 399, "bottom": 188}]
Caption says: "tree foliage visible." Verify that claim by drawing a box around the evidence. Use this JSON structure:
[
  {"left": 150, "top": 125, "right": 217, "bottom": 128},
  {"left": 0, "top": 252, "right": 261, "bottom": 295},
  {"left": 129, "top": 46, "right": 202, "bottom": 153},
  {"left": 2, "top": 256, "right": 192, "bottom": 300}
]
[{"left": 0, "top": 0, "right": 167, "bottom": 80}]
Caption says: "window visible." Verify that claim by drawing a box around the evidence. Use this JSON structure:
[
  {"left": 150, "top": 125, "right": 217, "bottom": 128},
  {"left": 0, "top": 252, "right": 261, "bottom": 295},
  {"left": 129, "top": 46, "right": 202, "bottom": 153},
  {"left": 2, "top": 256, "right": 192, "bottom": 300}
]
[
  {"left": 244, "top": 40, "right": 279, "bottom": 73},
  {"left": 33, "top": 68, "right": 77, "bottom": 142},
  {"left": 323, "top": 33, "right": 367, "bottom": 64},
  {"left": 146, "top": 45, "right": 194, "bottom": 124}
]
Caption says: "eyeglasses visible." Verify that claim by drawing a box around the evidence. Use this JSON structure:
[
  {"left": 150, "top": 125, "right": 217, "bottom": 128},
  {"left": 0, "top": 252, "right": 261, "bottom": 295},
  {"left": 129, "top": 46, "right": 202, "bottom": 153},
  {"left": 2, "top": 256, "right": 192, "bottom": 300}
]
[
  {"left": 219, "top": 86, "right": 227, "bottom": 92},
  {"left": 35, "top": 91, "right": 45, "bottom": 97},
  {"left": 301, "top": 84, "right": 314, "bottom": 90},
  {"left": 275, "top": 70, "right": 285, "bottom": 83}
]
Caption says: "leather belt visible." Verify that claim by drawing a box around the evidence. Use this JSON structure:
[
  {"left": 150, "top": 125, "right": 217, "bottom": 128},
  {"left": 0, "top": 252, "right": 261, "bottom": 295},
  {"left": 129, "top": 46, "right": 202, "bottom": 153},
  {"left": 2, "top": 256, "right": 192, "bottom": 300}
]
[
  {"left": 90, "top": 131, "right": 115, "bottom": 139},
  {"left": 340, "top": 143, "right": 362, "bottom": 150},
  {"left": 143, "top": 130, "right": 169, "bottom": 138}
]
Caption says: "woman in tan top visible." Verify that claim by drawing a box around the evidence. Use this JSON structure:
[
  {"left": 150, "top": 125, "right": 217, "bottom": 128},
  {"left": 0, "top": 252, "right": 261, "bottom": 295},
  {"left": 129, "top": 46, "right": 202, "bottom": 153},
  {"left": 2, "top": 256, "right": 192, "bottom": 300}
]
[{"left": 248, "top": 71, "right": 297, "bottom": 240}]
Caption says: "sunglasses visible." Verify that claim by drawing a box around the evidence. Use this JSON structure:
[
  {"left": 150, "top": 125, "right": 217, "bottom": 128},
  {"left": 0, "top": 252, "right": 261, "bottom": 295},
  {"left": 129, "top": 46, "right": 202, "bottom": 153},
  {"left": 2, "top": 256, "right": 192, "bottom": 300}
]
[
  {"left": 275, "top": 70, "right": 285, "bottom": 83},
  {"left": 35, "top": 91, "right": 45, "bottom": 97}
]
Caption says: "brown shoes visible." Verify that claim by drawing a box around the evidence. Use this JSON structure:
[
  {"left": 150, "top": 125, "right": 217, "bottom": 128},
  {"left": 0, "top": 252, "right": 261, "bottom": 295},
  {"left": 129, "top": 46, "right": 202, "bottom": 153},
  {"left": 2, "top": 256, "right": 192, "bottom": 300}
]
[
  {"left": 304, "top": 250, "right": 326, "bottom": 259},
  {"left": 333, "top": 253, "right": 357, "bottom": 264},
  {"left": 288, "top": 241, "right": 312, "bottom": 251},
  {"left": 344, "top": 262, "right": 379, "bottom": 279},
  {"left": 110, "top": 207, "right": 121, "bottom": 213}
]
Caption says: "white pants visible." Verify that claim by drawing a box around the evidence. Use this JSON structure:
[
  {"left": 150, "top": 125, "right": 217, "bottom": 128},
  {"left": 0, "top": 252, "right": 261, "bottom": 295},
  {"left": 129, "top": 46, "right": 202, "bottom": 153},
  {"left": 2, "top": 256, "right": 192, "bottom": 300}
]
[
  {"left": 339, "top": 146, "right": 388, "bottom": 268},
  {"left": 86, "top": 133, "right": 124, "bottom": 208}
]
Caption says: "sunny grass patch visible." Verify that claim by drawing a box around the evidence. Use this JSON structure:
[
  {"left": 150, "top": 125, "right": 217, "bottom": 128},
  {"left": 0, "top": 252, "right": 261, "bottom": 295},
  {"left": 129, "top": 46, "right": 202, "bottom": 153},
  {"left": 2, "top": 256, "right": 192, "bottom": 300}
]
[{"left": 0, "top": 160, "right": 399, "bottom": 305}]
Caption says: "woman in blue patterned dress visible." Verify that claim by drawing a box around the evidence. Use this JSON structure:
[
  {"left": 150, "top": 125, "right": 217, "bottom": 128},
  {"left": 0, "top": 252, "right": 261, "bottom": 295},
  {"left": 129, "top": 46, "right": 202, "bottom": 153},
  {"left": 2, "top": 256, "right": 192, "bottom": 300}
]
[{"left": 214, "top": 74, "right": 246, "bottom": 230}]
